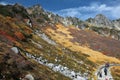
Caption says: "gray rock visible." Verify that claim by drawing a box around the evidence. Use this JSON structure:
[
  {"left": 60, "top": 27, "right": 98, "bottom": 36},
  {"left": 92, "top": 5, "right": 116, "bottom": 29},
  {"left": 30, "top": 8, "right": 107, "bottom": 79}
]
[
  {"left": 86, "top": 14, "right": 113, "bottom": 29},
  {"left": 11, "top": 47, "right": 19, "bottom": 54},
  {"left": 24, "top": 74, "right": 34, "bottom": 80}
]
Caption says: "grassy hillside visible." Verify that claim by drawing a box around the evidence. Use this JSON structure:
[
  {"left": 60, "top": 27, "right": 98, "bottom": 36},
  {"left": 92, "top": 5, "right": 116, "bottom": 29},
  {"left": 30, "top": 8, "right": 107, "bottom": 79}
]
[
  {"left": 111, "top": 66, "right": 120, "bottom": 80},
  {"left": 0, "top": 4, "right": 120, "bottom": 80},
  {"left": 0, "top": 14, "right": 96, "bottom": 79},
  {"left": 44, "top": 24, "right": 120, "bottom": 63},
  {"left": 0, "top": 15, "right": 71, "bottom": 80}
]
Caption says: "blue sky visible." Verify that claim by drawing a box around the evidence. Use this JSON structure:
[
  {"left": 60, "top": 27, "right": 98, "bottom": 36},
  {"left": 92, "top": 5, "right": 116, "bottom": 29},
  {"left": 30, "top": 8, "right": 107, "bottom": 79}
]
[{"left": 0, "top": 0, "right": 120, "bottom": 20}]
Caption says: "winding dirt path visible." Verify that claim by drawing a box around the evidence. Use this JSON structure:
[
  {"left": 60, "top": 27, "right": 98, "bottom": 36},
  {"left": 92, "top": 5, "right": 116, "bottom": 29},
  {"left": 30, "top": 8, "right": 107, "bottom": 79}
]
[{"left": 95, "top": 64, "right": 120, "bottom": 80}]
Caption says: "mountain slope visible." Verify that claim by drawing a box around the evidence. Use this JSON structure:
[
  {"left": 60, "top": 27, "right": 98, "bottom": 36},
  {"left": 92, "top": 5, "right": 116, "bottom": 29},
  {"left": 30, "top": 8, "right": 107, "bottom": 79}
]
[
  {"left": 86, "top": 14, "right": 120, "bottom": 41},
  {"left": 43, "top": 23, "right": 120, "bottom": 63},
  {"left": 0, "top": 42, "right": 71, "bottom": 80},
  {"left": 86, "top": 14, "right": 113, "bottom": 29},
  {"left": 0, "top": 14, "right": 71, "bottom": 80},
  {"left": 0, "top": 3, "right": 120, "bottom": 80}
]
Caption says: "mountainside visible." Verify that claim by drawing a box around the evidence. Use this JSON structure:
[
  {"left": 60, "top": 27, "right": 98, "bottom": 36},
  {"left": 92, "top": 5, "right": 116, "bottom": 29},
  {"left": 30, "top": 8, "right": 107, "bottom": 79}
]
[
  {"left": 86, "top": 14, "right": 113, "bottom": 29},
  {"left": 0, "top": 3, "right": 120, "bottom": 80},
  {"left": 86, "top": 14, "right": 120, "bottom": 40}
]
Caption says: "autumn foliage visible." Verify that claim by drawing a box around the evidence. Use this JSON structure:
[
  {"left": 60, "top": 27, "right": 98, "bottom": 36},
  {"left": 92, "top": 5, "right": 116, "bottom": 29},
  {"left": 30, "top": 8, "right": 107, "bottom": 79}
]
[
  {"left": 14, "top": 31, "right": 25, "bottom": 40},
  {"left": 0, "top": 29, "right": 16, "bottom": 42}
]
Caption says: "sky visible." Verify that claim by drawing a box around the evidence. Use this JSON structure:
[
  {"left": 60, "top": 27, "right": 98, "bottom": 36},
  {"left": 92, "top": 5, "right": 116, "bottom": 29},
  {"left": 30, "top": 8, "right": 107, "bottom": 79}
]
[{"left": 0, "top": 0, "right": 120, "bottom": 20}]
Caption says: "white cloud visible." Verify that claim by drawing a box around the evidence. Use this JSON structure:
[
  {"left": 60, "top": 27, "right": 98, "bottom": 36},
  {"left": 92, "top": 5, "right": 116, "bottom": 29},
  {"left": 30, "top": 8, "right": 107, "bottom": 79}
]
[
  {"left": 0, "top": 1, "right": 12, "bottom": 5},
  {"left": 57, "top": 8, "right": 81, "bottom": 17},
  {"left": 112, "top": 6, "right": 120, "bottom": 18},
  {"left": 0, "top": 2, "right": 7, "bottom": 5},
  {"left": 54, "top": 3, "right": 120, "bottom": 20}
]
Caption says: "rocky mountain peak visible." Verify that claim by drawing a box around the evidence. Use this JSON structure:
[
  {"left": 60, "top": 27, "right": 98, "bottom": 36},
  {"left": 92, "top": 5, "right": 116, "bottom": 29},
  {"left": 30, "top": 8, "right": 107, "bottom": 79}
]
[
  {"left": 27, "top": 4, "right": 44, "bottom": 14},
  {"left": 95, "top": 14, "right": 112, "bottom": 26},
  {"left": 86, "top": 14, "right": 113, "bottom": 29},
  {"left": 26, "top": 4, "right": 46, "bottom": 20},
  {"left": 95, "top": 14, "right": 107, "bottom": 19},
  {"left": 12, "top": 3, "right": 27, "bottom": 12},
  {"left": 32, "top": 4, "right": 42, "bottom": 9},
  {"left": 13, "top": 3, "right": 22, "bottom": 7},
  {"left": 0, "top": 3, "right": 29, "bottom": 19}
]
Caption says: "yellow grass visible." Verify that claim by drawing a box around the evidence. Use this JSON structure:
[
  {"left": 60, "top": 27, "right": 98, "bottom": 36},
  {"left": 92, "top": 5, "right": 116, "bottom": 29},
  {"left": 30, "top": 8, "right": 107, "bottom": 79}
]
[
  {"left": 111, "top": 66, "right": 120, "bottom": 80},
  {"left": 45, "top": 24, "right": 120, "bottom": 64}
]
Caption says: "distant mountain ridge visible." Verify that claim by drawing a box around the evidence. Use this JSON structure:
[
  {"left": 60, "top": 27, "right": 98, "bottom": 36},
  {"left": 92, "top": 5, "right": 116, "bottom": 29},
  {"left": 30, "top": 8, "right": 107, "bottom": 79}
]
[
  {"left": 26, "top": 4, "right": 120, "bottom": 40},
  {"left": 86, "top": 14, "right": 120, "bottom": 30}
]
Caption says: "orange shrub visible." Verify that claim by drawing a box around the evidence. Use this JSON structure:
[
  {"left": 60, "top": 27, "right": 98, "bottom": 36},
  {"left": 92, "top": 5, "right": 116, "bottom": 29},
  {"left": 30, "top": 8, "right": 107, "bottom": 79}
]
[{"left": 14, "top": 31, "right": 25, "bottom": 40}]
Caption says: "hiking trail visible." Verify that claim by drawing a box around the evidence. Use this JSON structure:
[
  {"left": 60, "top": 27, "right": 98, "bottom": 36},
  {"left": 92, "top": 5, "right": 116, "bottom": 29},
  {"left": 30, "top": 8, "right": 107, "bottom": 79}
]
[{"left": 95, "top": 64, "right": 120, "bottom": 80}]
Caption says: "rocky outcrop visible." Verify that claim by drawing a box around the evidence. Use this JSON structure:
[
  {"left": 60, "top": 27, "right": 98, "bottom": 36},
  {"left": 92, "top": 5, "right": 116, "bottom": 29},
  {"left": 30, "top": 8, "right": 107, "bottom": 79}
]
[
  {"left": 24, "top": 74, "right": 34, "bottom": 80},
  {"left": 27, "top": 4, "right": 84, "bottom": 27},
  {"left": 86, "top": 14, "right": 120, "bottom": 40},
  {"left": 86, "top": 14, "right": 113, "bottom": 29},
  {"left": 0, "top": 3, "right": 29, "bottom": 19},
  {"left": 113, "top": 19, "right": 120, "bottom": 30}
]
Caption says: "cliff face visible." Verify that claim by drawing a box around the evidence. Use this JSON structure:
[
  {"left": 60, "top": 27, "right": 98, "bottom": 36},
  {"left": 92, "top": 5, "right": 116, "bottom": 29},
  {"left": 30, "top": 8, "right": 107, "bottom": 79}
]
[{"left": 0, "top": 4, "right": 120, "bottom": 80}]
